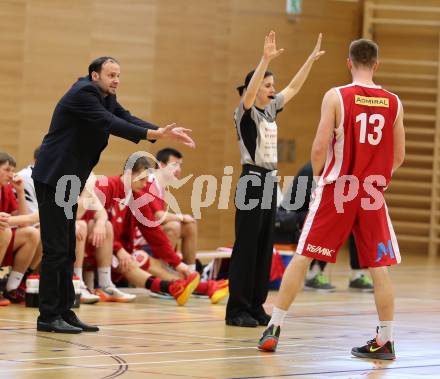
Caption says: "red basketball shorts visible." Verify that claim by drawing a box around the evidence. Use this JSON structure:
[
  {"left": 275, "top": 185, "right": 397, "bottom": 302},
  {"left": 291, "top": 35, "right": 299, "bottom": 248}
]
[
  {"left": 1, "top": 228, "right": 16, "bottom": 267},
  {"left": 297, "top": 180, "right": 400, "bottom": 268}
]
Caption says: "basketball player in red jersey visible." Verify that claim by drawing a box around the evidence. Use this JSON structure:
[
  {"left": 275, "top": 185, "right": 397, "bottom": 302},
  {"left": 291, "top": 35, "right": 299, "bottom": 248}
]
[{"left": 258, "top": 39, "right": 405, "bottom": 360}]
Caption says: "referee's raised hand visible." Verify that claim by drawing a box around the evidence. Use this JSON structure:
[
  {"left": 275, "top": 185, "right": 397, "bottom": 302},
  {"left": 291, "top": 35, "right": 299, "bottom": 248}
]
[{"left": 263, "top": 31, "right": 284, "bottom": 62}]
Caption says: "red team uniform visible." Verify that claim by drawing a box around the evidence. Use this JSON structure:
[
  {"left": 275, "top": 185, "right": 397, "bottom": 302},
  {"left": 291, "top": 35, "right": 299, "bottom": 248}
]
[
  {"left": 144, "top": 175, "right": 165, "bottom": 216},
  {"left": 93, "top": 176, "right": 182, "bottom": 270},
  {"left": 0, "top": 184, "right": 18, "bottom": 266},
  {"left": 297, "top": 83, "right": 401, "bottom": 267},
  {"left": 132, "top": 175, "right": 165, "bottom": 252}
]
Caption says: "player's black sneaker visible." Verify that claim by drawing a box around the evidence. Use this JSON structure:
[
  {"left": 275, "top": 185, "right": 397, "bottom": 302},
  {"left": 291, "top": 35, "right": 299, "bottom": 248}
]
[
  {"left": 257, "top": 324, "right": 281, "bottom": 352},
  {"left": 351, "top": 335, "right": 395, "bottom": 360},
  {"left": 349, "top": 274, "right": 373, "bottom": 292},
  {"left": 304, "top": 273, "right": 336, "bottom": 291}
]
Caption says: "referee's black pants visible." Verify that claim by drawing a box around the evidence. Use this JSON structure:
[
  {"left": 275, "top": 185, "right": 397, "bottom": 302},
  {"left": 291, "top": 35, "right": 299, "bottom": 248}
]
[
  {"left": 226, "top": 164, "right": 277, "bottom": 319},
  {"left": 34, "top": 181, "right": 77, "bottom": 322}
]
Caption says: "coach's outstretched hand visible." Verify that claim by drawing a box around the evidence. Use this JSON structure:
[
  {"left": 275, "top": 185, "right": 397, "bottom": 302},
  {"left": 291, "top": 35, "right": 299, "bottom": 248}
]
[{"left": 160, "top": 123, "right": 195, "bottom": 148}]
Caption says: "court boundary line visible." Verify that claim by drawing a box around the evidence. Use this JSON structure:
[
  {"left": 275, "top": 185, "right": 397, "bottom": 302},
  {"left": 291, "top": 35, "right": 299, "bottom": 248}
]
[{"left": 225, "top": 363, "right": 440, "bottom": 378}]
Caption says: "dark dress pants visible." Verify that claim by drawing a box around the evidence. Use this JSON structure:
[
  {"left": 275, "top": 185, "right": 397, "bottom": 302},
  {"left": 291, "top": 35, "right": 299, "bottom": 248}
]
[
  {"left": 34, "top": 181, "right": 77, "bottom": 321},
  {"left": 226, "top": 165, "right": 277, "bottom": 319}
]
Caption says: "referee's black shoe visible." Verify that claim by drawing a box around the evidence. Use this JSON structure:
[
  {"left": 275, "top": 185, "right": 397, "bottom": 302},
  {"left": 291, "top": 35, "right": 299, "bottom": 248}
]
[
  {"left": 226, "top": 313, "right": 258, "bottom": 327},
  {"left": 250, "top": 307, "right": 271, "bottom": 326}
]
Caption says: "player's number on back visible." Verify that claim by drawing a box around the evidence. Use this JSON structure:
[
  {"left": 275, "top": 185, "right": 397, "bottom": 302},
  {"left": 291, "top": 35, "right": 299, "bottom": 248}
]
[{"left": 356, "top": 113, "right": 384, "bottom": 146}]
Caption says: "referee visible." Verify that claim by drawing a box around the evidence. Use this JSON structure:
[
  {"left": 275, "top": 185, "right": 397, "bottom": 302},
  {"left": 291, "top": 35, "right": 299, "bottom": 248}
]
[{"left": 226, "top": 32, "right": 324, "bottom": 327}]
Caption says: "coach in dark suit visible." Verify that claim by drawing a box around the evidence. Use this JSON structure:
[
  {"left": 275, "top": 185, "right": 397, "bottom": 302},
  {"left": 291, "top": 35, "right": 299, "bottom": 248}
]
[{"left": 33, "top": 56, "right": 194, "bottom": 333}]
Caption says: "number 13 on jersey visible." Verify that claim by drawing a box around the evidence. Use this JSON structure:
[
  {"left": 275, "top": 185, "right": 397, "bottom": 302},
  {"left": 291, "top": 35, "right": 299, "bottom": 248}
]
[{"left": 356, "top": 112, "right": 385, "bottom": 145}]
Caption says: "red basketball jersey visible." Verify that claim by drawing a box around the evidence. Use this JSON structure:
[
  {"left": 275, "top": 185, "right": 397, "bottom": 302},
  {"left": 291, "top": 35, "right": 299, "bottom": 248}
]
[
  {"left": 321, "top": 83, "right": 401, "bottom": 186},
  {"left": 0, "top": 184, "right": 18, "bottom": 214}
]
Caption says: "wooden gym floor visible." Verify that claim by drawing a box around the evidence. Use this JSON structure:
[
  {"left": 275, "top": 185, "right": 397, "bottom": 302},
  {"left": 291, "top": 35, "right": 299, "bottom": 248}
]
[{"left": 0, "top": 253, "right": 439, "bottom": 379}]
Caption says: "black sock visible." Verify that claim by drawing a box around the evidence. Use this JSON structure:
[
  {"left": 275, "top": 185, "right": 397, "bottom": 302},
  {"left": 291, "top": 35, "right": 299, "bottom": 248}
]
[
  {"left": 26, "top": 268, "right": 33, "bottom": 275},
  {"left": 145, "top": 277, "right": 171, "bottom": 293},
  {"left": 21, "top": 268, "right": 34, "bottom": 282}
]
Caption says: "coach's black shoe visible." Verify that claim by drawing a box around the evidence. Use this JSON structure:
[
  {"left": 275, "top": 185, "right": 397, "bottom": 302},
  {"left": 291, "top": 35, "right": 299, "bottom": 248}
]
[
  {"left": 226, "top": 313, "right": 258, "bottom": 327},
  {"left": 37, "top": 317, "right": 82, "bottom": 334},
  {"left": 250, "top": 308, "right": 271, "bottom": 326},
  {"left": 62, "top": 310, "right": 99, "bottom": 332},
  {"left": 351, "top": 337, "right": 395, "bottom": 360}
]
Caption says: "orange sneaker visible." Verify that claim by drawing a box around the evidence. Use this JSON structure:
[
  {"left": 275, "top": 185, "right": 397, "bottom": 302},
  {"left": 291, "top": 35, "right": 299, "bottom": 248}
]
[
  {"left": 94, "top": 286, "right": 136, "bottom": 303},
  {"left": 208, "top": 279, "right": 229, "bottom": 304},
  {"left": 169, "top": 272, "right": 200, "bottom": 306},
  {"left": 0, "top": 293, "right": 11, "bottom": 306}
]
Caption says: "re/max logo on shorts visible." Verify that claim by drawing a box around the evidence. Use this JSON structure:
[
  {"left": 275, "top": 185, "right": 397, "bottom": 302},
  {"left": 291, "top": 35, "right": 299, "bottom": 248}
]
[{"left": 306, "top": 244, "right": 334, "bottom": 257}]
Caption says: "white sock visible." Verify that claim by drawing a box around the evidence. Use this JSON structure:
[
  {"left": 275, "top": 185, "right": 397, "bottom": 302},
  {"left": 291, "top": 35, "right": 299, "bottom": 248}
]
[
  {"left": 188, "top": 264, "right": 196, "bottom": 272},
  {"left": 269, "top": 306, "right": 287, "bottom": 327},
  {"left": 351, "top": 269, "right": 367, "bottom": 280},
  {"left": 98, "top": 267, "right": 113, "bottom": 288},
  {"left": 74, "top": 267, "right": 83, "bottom": 281},
  {"left": 6, "top": 271, "right": 24, "bottom": 292},
  {"left": 306, "top": 264, "right": 321, "bottom": 280},
  {"left": 377, "top": 321, "right": 393, "bottom": 344}
]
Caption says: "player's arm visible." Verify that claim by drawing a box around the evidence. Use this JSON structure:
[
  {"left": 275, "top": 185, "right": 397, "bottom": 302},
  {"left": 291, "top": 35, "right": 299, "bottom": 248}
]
[
  {"left": 112, "top": 223, "right": 133, "bottom": 271},
  {"left": 280, "top": 34, "right": 325, "bottom": 106},
  {"left": 11, "top": 175, "right": 28, "bottom": 216},
  {"left": 77, "top": 178, "right": 109, "bottom": 247},
  {"left": 115, "top": 248, "right": 133, "bottom": 272},
  {"left": 77, "top": 183, "right": 100, "bottom": 219},
  {"left": 89, "top": 208, "right": 108, "bottom": 248},
  {"left": 155, "top": 210, "right": 195, "bottom": 224},
  {"left": 8, "top": 212, "right": 39, "bottom": 227},
  {"left": 311, "top": 89, "right": 338, "bottom": 177},
  {"left": 243, "top": 31, "right": 284, "bottom": 110},
  {"left": 392, "top": 105, "right": 405, "bottom": 173},
  {"left": 77, "top": 173, "right": 108, "bottom": 219},
  {"left": 154, "top": 210, "right": 182, "bottom": 223},
  {"left": 135, "top": 202, "right": 184, "bottom": 271},
  {"left": 0, "top": 212, "right": 9, "bottom": 231},
  {"left": 76, "top": 191, "right": 88, "bottom": 220},
  {"left": 89, "top": 186, "right": 108, "bottom": 248}
]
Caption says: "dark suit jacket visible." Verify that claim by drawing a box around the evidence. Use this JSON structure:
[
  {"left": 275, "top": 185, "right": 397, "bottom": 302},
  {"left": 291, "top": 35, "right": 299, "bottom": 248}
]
[{"left": 33, "top": 77, "right": 158, "bottom": 189}]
